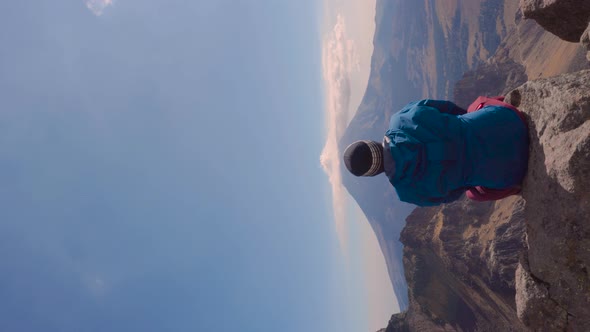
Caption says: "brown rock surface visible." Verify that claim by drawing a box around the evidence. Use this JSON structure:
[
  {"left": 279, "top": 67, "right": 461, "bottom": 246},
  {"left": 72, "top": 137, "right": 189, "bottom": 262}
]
[
  {"left": 515, "top": 257, "right": 568, "bottom": 331},
  {"left": 505, "top": 69, "right": 590, "bottom": 331},
  {"left": 453, "top": 59, "right": 527, "bottom": 109},
  {"left": 383, "top": 197, "right": 527, "bottom": 332},
  {"left": 520, "top": 0, "right": 590, "bottom": 42}
]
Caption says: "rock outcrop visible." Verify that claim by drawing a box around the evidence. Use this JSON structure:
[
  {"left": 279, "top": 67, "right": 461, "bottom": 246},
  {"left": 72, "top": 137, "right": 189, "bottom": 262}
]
[
  {"left": 520, "top": 0, "right": 590, "bottom": 42},
  {"left": 383, "top": 197, "right": 527, "bottom": 332},
  {"left": 504, "top": 70, "right": 590, "bottom": 331}
]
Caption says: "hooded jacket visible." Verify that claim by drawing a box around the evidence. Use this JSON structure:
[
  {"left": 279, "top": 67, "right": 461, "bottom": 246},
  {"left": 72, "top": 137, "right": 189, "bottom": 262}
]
[{"left": 384, "top": 99, "right": 529, "bottom": 206}]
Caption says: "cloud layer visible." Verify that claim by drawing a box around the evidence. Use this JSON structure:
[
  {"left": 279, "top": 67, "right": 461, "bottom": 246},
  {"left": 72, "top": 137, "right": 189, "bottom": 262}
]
[
  {"left": 86, "top": 0, "right": 114, "bottom": 16},
  {"left": 320, "top": 14, "right": 359, "bottom": 255}
]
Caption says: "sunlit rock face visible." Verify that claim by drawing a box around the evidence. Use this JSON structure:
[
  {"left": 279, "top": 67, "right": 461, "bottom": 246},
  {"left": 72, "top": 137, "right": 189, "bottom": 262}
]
[{"left": 506, "top": 70, "right": 590, "bottom": 332}]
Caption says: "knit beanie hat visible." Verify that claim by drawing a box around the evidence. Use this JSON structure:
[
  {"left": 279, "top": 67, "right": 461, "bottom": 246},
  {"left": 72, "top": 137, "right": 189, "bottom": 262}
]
[{"left": 343, "top": 140, "right": 384, "bottom": 177}]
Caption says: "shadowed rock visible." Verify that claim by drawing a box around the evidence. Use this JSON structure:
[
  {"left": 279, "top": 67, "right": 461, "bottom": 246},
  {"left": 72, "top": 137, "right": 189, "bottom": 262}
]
[
  {"left": 515, "top": 255, "right": 568, "bottom": 331},
  {"left": 382, "top": 197, "right": 527, "bottom": 332},
  {"left": 520, "top": 0, "right": 590, "bottom": 42},
  {"left": 453, "top": 59, "right": 527, "bottom": 110}
]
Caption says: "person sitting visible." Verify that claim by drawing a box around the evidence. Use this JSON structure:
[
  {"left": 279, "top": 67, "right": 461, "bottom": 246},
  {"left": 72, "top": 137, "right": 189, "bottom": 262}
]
[{"left": 342, "top": 97, "right": 529, "bottom": 207}]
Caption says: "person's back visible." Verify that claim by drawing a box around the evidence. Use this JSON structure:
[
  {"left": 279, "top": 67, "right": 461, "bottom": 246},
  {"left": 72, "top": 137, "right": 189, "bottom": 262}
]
[
  {"left": 344, "top": 98, "right": 530, "bottom": 207},
  {"left": 385, "top": 100, "right": 468, "bottom": 206},
  {"left": 459, "top": 105, "right": 529, "bottom": 190}
]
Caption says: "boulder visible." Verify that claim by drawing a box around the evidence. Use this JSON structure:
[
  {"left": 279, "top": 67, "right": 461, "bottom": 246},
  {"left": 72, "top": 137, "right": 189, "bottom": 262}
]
[
  {"left": 520, "top": 0, "right": 590, "bottom": 42},
  {"left": 515, "top": 257, "right": 568, "bottom": 331},
  {"left": 505, "top": 69, "right": 590, "bottom": 331}
]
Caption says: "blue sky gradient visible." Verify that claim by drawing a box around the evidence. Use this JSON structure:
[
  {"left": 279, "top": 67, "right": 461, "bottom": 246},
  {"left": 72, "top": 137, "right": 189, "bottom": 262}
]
[{"left": 0, "top": 1, "right": 379, "bottom": 331}]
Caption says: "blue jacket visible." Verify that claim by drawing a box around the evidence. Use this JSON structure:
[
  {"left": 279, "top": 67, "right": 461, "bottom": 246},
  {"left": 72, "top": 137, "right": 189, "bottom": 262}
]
[{"left": 384, "top": 99, "right": 529, "bottom": 206}]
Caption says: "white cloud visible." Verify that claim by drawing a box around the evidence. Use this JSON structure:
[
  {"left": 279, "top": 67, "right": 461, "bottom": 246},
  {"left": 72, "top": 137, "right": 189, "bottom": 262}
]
[
  {"left": 86, "top": 0, "right": 114, "bottom": 16},
  {"left": 320, "top": 14, "right": 359, "bottom": 256}
]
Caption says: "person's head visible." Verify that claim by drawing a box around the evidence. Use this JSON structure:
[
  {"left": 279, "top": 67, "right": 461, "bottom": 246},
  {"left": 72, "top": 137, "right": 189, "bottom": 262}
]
[{"left": 343, "top": 140, "right": 384, "bottom": 177}]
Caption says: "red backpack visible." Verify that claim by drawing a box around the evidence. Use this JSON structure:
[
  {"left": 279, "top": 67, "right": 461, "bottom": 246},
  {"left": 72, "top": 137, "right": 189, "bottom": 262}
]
[{"left": 465, "top": 96, "right": 527, "bottom": 202}]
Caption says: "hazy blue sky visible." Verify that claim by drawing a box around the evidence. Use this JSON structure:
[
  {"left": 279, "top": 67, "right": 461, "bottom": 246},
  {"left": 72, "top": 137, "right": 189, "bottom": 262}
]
[{"left": 0, "top": 1, "right": 396, "bottom": 331}]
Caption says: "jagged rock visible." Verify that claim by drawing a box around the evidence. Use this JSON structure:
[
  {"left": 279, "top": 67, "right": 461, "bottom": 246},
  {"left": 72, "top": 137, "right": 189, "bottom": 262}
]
[
  {"left": 520, "top": 0, "right": 590, "bottom": 42},
  {"left": 505, "top": 69, "right": 590, "bottom": 330},
  {"left": 515, "top": 258, "right": 568, "bottom": 331}
]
